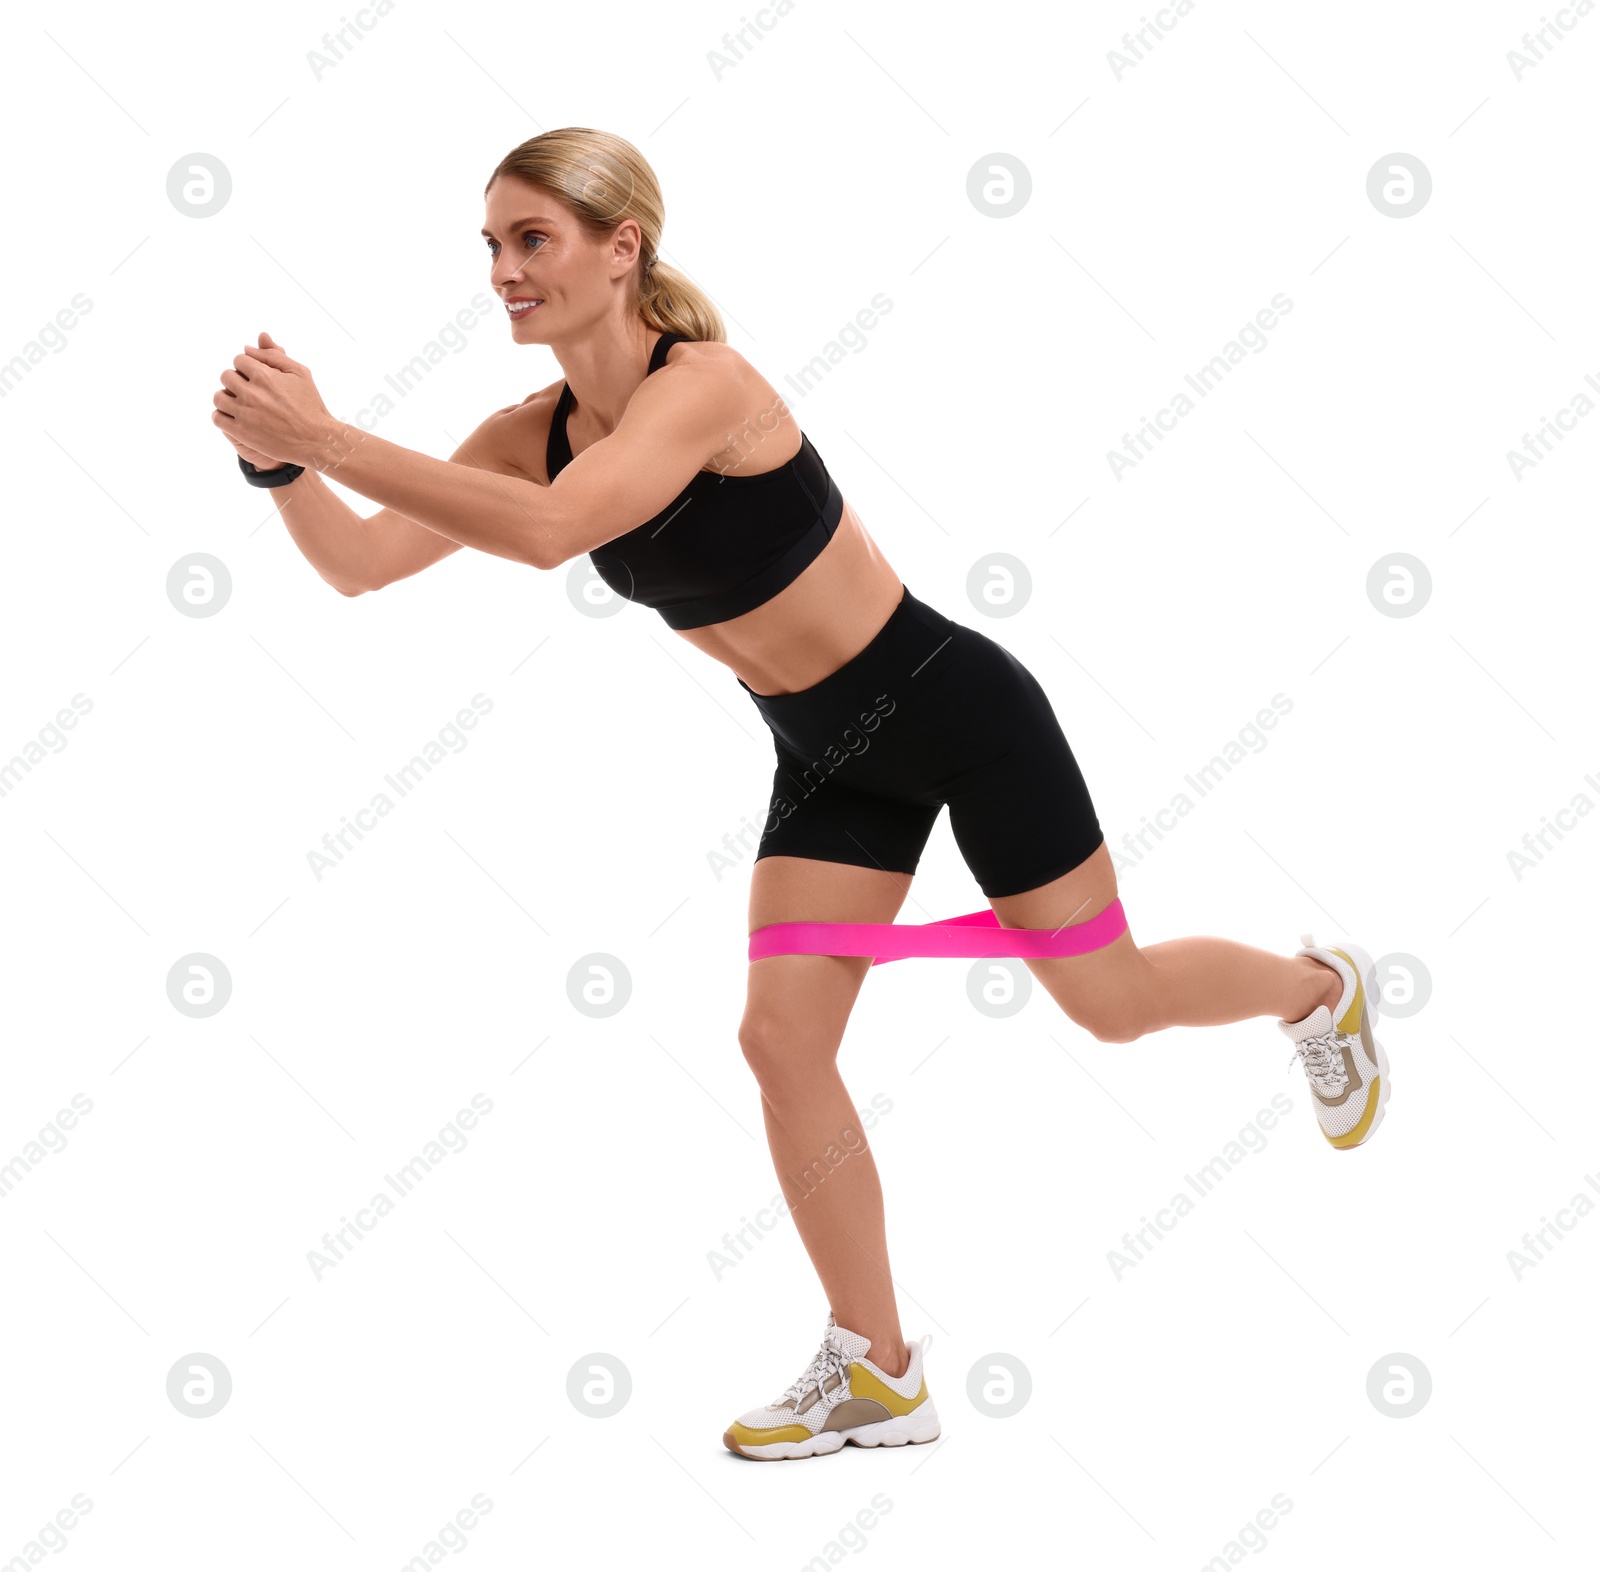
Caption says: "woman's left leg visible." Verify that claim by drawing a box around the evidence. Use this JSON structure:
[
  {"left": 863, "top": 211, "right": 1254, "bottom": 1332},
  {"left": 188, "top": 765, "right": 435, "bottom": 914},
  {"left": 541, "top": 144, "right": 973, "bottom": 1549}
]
[{"left": 740, "top": 852, "right": 916, "bottom": 1376}]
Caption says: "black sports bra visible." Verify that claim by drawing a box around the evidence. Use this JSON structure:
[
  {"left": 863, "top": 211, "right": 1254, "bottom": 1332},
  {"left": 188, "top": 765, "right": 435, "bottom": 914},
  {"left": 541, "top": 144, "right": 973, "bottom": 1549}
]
[{"left": 543, "top": 332, "right": 844, "bottom": 630}]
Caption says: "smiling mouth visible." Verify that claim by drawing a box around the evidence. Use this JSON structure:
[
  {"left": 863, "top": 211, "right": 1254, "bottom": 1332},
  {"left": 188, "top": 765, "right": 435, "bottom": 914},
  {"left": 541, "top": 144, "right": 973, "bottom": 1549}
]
[{"left": 506, "top": 299, "right": 543, "bottom": 318}]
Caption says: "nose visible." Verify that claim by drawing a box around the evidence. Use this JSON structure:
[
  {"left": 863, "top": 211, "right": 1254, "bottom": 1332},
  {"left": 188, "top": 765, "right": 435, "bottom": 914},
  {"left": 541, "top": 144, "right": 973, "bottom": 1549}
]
[{"left": 491, "top": 257, "right": 525, "bottom": 292}]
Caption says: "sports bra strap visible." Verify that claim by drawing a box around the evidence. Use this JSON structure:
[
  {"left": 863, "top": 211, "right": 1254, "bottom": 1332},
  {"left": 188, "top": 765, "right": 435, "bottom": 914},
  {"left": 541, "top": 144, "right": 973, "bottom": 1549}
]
[
  {"left": 549, "top": 333, "right": 693, "bottom": 479},
  {"left": 648, "top": 331, "right": 690, "bottom": 374}
]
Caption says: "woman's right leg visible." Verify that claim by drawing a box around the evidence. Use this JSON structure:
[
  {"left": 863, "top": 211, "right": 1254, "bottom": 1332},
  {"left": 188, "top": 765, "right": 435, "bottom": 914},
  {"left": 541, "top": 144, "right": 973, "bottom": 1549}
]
[
  {"left": 983, "top": 841, "right": 1343, "bottom": 1043},
  {"left": 740, "top": 853, "right": 915, "bottom": 1378}
]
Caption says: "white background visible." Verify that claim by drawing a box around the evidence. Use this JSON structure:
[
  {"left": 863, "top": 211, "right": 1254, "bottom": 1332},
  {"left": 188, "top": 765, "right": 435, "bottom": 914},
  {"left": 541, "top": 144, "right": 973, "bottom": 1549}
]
[{"left": 2, "top": 0, "right": 1595, "bottom": 1566}]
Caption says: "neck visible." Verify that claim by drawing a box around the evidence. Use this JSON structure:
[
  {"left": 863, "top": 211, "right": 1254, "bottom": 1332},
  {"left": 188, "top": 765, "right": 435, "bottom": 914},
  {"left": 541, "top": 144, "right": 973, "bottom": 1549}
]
[{"left": 552, "top": 318, "right": 663, "bottom": 436}]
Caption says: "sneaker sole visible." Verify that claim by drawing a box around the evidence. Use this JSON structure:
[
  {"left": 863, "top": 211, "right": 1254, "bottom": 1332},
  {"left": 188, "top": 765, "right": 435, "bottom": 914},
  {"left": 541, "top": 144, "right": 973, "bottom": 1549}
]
[
  {"left": 723, "top": 1398, "right": 941, "bottom": 1460},
  {"left": 1324, "top": 942, "right": 1390, "bottom": 1150}
]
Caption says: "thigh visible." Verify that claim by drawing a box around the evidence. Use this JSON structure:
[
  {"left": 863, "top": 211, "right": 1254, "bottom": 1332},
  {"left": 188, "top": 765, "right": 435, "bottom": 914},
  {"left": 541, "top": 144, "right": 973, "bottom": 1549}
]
[
  {"left": 942, "top": 639, "right": 1105, "bottom": 900},
  {"left": 933, "top": 639, "right": 1149, "bottom": 1034},
  {"left": 754, "top": 736, "right": 943, "bottom": 887},
  {"left": 745, "top": 853, "right": 918, "bottom": 1049},
  {"left": 987, "top": 840, "right": 1152, "bottom": 1041}
]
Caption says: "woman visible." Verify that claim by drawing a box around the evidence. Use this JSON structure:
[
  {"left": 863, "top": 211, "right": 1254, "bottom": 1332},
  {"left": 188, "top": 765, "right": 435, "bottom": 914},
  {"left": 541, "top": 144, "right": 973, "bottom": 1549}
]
[{"left": 213, "top": 127, "right": 1390, "bottom": 1462}]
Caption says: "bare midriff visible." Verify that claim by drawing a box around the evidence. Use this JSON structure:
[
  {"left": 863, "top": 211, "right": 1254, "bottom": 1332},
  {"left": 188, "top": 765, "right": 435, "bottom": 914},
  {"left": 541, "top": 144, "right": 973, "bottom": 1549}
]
[{"left": 671, "top": 498, "right": 905, "bottom": 697}]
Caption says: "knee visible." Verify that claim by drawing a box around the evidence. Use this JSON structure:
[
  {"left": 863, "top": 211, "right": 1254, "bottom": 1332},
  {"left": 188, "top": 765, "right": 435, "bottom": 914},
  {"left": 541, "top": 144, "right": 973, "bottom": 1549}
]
[
  {"left": 738, "top": 1014, "right": 802, "bottom": 1090},
  {"left": 1076, "top": 999, "right": 1150, "bottom": 1045}
]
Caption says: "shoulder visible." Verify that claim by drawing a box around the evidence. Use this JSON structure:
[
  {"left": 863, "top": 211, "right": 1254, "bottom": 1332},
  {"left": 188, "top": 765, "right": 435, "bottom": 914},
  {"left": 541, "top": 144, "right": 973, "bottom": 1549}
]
[
  {"left": 663, "top": 336, "right": 739, "bottom": 364},
  {"left": 650, "top": 337, "right": 768, "bottom": 421},
  {"left": 450, "top": 377, "right": 566, "bottom": 483},
  {"left": 501, "top": 376, "right": 567, "bottom": 419},
  {"left": 649, "top": 339, "right": 799, "bottom": 470},
  {"left": 660, "top": 337, "right": 749, "bottom": 381}
]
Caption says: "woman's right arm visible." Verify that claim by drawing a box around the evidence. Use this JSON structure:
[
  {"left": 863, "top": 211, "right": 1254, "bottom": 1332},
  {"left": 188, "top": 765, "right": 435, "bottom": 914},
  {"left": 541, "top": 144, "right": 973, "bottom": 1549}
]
[{"left": 257, "top": 400, "right": 546, "bottom": 596}]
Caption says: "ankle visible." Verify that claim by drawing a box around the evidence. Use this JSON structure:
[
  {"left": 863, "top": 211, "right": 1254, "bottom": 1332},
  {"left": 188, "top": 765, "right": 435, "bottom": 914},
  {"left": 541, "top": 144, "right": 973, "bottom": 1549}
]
[
  {"left": 866, "top": 1337, "right": 911, "bottom": 1378},
  {"left": 1302, "top": 956, "right": 1342, "bottom": 1016}
]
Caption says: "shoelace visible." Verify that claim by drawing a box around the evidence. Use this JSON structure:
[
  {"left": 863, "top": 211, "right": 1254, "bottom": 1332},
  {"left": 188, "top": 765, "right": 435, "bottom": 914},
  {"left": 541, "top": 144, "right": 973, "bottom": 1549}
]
[
  {"left": 778, "top": 1333, "right": 852, "bottom": 1412},
  {"left": 1286, "top": 1030, "right": 1351, "bottom": 1096}
]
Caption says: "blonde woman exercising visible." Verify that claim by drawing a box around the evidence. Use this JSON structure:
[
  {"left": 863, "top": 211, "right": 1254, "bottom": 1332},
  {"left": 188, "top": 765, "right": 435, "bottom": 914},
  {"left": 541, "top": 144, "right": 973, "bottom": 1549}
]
[{"left": 213, "top": 127, "right": 1391, "bottom": 1461}]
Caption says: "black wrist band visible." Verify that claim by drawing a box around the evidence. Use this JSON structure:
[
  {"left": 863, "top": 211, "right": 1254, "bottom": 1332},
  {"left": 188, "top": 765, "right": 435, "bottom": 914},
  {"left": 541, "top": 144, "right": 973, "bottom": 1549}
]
[{"left": 239, "top": 456, "right": 306, "bottom": 488}]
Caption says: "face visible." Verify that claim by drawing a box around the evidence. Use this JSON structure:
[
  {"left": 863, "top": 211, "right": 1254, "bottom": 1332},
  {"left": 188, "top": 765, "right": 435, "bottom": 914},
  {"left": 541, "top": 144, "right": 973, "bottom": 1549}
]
[{"left": 481, "top": 175, "right": 644, "bottom": 341}]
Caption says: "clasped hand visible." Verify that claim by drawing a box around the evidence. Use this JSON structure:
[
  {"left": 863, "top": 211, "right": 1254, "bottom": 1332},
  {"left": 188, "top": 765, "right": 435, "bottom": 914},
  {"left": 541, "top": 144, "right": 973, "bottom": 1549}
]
[{"left": 211, "top": 332, "right": 333, "bottom": 469}]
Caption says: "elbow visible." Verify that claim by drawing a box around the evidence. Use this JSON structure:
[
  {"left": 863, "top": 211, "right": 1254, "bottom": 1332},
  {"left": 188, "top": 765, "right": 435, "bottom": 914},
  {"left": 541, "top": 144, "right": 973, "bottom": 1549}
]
[
  {"left": 523, "top": 507, "right": 569, "bottom": 573},
  {"left": 326, "top": 571, "right": 376, "bottom": 597}
]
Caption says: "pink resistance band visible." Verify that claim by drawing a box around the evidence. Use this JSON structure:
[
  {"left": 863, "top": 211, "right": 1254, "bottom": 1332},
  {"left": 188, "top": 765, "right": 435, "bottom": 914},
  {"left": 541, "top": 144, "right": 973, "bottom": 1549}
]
[{"left": 748, "top": 897, "right": 1128, "bottom": 967}]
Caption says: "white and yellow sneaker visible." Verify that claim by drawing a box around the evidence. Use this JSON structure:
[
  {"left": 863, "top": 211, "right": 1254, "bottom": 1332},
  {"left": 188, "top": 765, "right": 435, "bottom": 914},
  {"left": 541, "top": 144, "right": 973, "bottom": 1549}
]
[
  {"left": 1279, "top": 934, "right": 1391, "bottom": 1150},
  {"left": 722, "top": 1317, "right": 940, "bottom": 1460}
]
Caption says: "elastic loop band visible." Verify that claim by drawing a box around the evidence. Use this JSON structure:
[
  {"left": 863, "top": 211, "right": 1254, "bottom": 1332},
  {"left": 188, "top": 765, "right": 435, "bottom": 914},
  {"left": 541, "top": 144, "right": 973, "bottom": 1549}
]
[{"left": 748, "top": 897, "right": 1127, "bottom": 966}]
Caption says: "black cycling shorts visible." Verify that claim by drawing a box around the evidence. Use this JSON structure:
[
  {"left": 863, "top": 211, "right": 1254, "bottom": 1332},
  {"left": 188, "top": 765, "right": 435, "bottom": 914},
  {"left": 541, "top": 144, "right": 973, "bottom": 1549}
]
[{"left": 738, "top": 584, "right": 1104, "bottom": 899}]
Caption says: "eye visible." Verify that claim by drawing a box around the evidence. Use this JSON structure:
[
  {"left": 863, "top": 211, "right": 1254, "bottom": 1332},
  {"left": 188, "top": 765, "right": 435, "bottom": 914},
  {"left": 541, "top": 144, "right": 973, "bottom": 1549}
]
[{"left": 485, "top": 231, "right": 545, "bottom": 258}]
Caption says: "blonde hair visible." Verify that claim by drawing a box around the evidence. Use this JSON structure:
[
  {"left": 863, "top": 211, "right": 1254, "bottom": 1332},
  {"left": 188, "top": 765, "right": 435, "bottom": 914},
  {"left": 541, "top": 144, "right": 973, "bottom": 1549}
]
[{"left": 486, "top": 128, "right": 725, "bottom": 343}]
